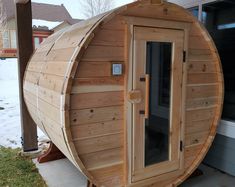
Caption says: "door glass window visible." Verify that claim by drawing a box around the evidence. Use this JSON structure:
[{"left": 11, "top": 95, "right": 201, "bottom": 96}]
[{"left": 145, "top": 42, "right": 172, "bottom": 166}]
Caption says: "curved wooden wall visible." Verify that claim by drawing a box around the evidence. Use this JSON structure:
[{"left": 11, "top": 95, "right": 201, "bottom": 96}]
[{"left": 24, "top": 0, "right": 223, "bottom": 186}]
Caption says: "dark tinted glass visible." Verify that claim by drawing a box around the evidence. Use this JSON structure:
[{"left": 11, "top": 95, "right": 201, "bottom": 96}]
[
  {"left": 145, "top": 42, "right": 172, "bottom": 166},
  {"left": 202, "top": 2, "right": 235, "bottom": 121}
]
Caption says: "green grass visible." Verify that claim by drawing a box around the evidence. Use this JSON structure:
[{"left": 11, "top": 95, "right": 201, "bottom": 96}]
[{"left": 0, "top": 146, "right": 47, "bottom": 187}]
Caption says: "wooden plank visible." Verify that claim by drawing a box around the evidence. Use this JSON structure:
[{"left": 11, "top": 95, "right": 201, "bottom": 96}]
[
  {"left": 72, "top": 85, "right": 123, "bottom": 94},
  {"left": 37, "top": 110, "right": 64, "bottom": 137},
  {"left": 24, "top": 70, "right": 40, "bottom": 84},
  {"left": 38, "top": 73, "right": 65, "bottom": 93},
  {"left": 27, "top": 61, "right": 69, "bottom": 77},
  {"left": 184, "top": 156, "right": 196, "bottom": 170},
  {"left": 132, "top": 160, "right": 180, "bottom": 182},
  {"left": 189, "top": 24, "right": 202, "bottom": 37},
  {"left": 71, "top": 91, "right": 124, "bottom": 109},
  {"left": 187, "top": 73, "right": 218, "bottom": 84},
  {"left": 35, "top": 29, "right": 65, "bottom": 53},
  {"left": 82, "top": 45, "right": 124, "bottom": 62},
  {"left": 75, "top": 61, "right": 112, "bottom": 78},
  {"left": 30, "top": 47, "right": 76, "bottom": 62},
  {"left": 24, "top": 94, "right": 62, "bottom": 125},
  {"left": 71, "top": 120, "right": 123, "bottom": 140},
  {"left": 124, "top": 16, "right": 191, "bottom": 30},
  {"left": 134, "top": 26, "right": 184, "bottom": 42},
  {"left": 185, "top": 144, "right": 203, "bottom": 158},
  {"left": 186, "top": 97, "right": 218, "bottom": 110},
  {"left": 23, "top": 90, "right": 37, "bottom": 107},
  {"left": 189, "top": 36, "right": 209, "bottom": 49},
  {"left": 74, "top": 133, "right": 122, "bottom": 154},
  {"left": 45, "top": 47, "right": 77, "bottom": 61},
  {"left": 185, "top": 119, "right": 212, "bottom": 134},
  {"left": 70, "top": 105, "right": 123, "bottom": 125},
  {"left": 91, "top": 29, "right": 124, "bottom": 46},
  {"left": 23, "top": 81, "right": 37, "bottom": 97},
  {"left": 73, "top": 77, "right": 124, "bottom": 86},
  {"left": 185, "top": 131, "right": 210, "bottom": 146},
  {"left": 188, "top": 49, "right": 214, "bottom": 61},
  {"left": 25, "top": 71, "right": 66, "bottom": 93},
  {"left": 38, "top": 86, "right": 61, "bottom": 108},
  {"left": 51, "top": 19, "right": 101, "bottom": 50},
  {"left": 186, "top": 107, "right": 216, "bottom": 122},
  {"left": 188, "top": 60, "right": 217, "bottom": 73},
  {"left": 186, "top": 84, "right": 218, "bottom": 99},
  {"left": 101, "top": 16, "right": 124, "bottom": 31},
  {"left": 25, "top": 100, "right": 44, "bottom": 131},
  {"left": 16, "top": 0, "right": 38, "bottom": 151},
  {"left": 80, "top": 147, "right": 123, "bottom": 170},
  {"left": 24, "top": 83, "right": 61, "bottom": 109},
  {"left": 122, "top": 3, "right": 193, "bottom": 22},
  {"left": 90, "top": 164, "right": 124, "bottom": 186},
  {"left": 29, "top": 51, "right": 48, "bottom": 62},
  {"left": 37, "top": 98, "right": 61, "bottom": 124}
]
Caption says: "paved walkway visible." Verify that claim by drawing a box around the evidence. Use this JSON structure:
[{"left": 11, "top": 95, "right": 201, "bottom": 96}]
[
  {"left": 34, "top": 158, "right": 235, "bottom": 187},
  {"left": 34, "top": 159, "right": 87, "bottom": 187}
]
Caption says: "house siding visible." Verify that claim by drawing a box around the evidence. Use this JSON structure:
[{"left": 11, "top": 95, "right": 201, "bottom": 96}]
[{"left": 169, "top": 0, "right": 216, "bottom": 8}]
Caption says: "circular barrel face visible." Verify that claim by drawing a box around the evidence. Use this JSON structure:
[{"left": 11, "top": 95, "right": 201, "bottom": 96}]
[{"left": 23, "top": 0, "right": 223, "bottom": 186}]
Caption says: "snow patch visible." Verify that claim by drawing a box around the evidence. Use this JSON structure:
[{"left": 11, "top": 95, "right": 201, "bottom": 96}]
[{"left": 0, "top": 58, "right": 46, "bottom": 148}]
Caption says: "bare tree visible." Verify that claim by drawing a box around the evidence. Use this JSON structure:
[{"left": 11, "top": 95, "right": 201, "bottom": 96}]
[{"left": 81, "top": 0, "right": 114, "bottom": 18}]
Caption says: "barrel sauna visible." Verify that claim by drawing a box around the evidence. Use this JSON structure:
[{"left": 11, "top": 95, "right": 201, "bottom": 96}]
[{"left": 23, "top": 0, "right": 223, "bottom": 186}]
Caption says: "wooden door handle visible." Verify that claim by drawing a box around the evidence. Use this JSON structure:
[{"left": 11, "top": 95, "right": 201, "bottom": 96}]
[
  {"left": 127, "top": 90, "right": 142, "bottom": 104},
  {"left": 145, "top": 74, "right": 150, "bottom": 119}
]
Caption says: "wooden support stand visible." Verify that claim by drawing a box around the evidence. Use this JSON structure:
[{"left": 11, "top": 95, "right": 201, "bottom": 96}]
[
  {"left": 15, "top": 0, "right": 38, "bottom": 152},
  {"left": 38, "top": 142, "right": 65, "bottom": 163}
]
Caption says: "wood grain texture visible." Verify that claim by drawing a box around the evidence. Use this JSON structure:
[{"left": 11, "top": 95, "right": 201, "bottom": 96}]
[{"left": 23, "top": 0, "right": 223, "bottom": 186}]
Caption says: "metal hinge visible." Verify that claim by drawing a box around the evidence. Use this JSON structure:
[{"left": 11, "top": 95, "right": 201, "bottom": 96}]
[
  {"left": 180, "top": 140, "right": 183, "bottom": 152},
  {"left": 183, "top": 50, "right": 186, "bottom": 63}
]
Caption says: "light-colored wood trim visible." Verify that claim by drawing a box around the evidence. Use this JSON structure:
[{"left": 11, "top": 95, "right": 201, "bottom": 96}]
[
  {"left": 179, "top": 23, "right": 190, "bottom": 172},
  {"left": 124, "top": 24, "right": 134, "bottom": 185},
  {"left": 123, "top": 16, "right": 191, "bottom": 30},
  {"left": 144, "top": 74, "right": 149, "bottom": 119},
  {"left": 131, "top": 25, "right": 186, "bottom": 183}
]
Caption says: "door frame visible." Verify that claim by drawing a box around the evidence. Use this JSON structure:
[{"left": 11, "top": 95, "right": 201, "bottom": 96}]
[{"left": 124, "top": 17, "right": 191, "bottom": 185}]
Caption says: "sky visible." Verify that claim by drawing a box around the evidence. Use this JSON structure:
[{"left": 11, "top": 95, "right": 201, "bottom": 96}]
[{"left": 31, "top": 0, "right": 134, "bottom": 19}]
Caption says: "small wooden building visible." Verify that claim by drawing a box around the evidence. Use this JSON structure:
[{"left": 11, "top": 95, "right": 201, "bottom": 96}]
[{"left": 23, "top": 0, "right": 223, "bottom": 186}]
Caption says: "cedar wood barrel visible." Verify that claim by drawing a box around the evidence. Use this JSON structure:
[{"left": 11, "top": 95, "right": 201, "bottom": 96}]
[{"left": 23, "top": 0, "right": 223, "bottom": 186}]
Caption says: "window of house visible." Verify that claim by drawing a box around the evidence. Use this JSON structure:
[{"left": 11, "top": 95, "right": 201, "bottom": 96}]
[
  {"left": 202, "top": 2, "right": 235, "bottom": 121},
  {"left": 10, "top": 30, "right": 17, "bottom": 48},
  {"left": 34, "top": 37, "right": 40, "bottom": 49},
  {"left": 2, "top": 31, "right": 10, "bottom": 48}
]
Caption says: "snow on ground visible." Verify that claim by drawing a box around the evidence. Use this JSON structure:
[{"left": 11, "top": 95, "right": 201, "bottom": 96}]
[{"left": 0, "top": 58, "right": 45, "bottom": 148}]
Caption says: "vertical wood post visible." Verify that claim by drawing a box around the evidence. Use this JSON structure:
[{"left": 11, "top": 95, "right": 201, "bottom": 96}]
[{"left": 15, "top": 0, "right": 38, "bottom": 151}]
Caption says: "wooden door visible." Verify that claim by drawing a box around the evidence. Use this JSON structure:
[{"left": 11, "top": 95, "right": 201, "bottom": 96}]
[{"left": 130, "top": 26, "right": 184, "bottom": 182}]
